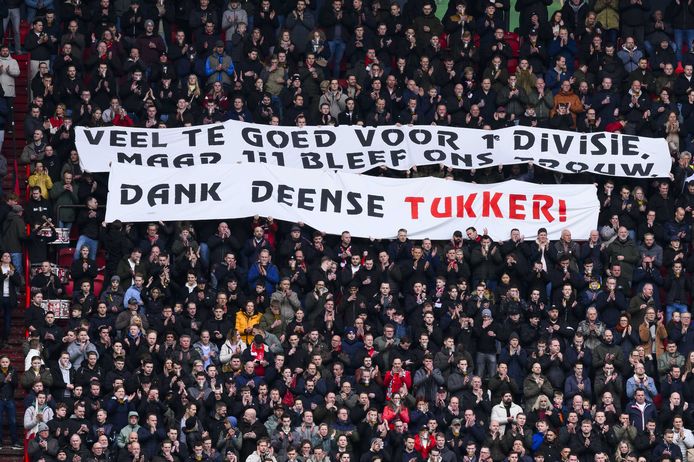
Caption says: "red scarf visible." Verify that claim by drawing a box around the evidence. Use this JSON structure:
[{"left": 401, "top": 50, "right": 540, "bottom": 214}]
[{"left": 250, "top": 343, "right": 266, "bottom": 376}]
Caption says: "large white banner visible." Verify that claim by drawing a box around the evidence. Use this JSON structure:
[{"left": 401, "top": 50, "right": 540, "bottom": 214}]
[
  {"left": 77, "top": 120, "right": 671, "bottom": 178},
  {"left": 105, "top": 163, "right": 599, "bottom": 240}
]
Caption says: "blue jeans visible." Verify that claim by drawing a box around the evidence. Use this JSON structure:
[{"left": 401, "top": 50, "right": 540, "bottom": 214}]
[
  {"left": 74, "top": 235, "right": 98, "bottom": 261},
  {"left": 2, "top": 8, "right": 20, "bottom": 52},
  {"left": 199, "top": 242, "right": 209, "bottom": 269},
  {"left": 0, "top": 398, "right": 18, "bottom": 444},
  {"left": 58, "top": 221, "right": 72, "bottom": 235},
  {"left": 10, "top": 253, "right": 21, "bottom": 276},
  {"left": 674, "top": 29, "right": 694, "bottom": 61},
  {"left": 26, "top": 7, "right": 38, "bottom": 26},
  {"left": 476, "top": 352, "right": 496, "bottom": 380},
  {"left": 327, "top": 39, "right": 346, "bottom": 78},
  {"left": 666, "top": 303, "right": 688, "bottom": 323}
]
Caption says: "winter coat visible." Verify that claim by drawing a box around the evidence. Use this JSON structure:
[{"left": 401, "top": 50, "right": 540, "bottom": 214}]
[{"left": 1, "top": 211, "right": 26, "bottom": 253}]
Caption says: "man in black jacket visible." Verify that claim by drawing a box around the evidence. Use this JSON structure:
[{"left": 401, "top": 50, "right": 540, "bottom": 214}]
[
  {"left": 74, "top": 196, "right": 104, "bottom": 263},
  {"left": 0, "top": 356, "right": 20, "bottom": 449},
  {"left": 24, "top": 19, "right": 52, "bottom": 96}
]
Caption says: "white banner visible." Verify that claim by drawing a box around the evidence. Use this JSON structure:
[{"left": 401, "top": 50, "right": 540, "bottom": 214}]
[
  {"left": 77, "top": 120, "right": 671, "bottom": 178},
  {"left": 105, "top": 163, "right": 599, "bottom": 240}
]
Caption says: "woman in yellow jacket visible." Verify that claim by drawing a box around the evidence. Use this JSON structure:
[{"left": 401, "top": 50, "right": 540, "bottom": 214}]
[
  {"left": 27, "top": 161, "right": 53, "bottom": 199},
  {"left": 235, "top": 300, "right": 262, "bottom": 345}
]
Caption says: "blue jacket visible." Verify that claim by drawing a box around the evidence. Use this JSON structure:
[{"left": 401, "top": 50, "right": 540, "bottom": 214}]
[
  {"left": 25, "top": 0, "right": 55, "bottom": 8},
  {"left": 547, "top": 38, "right": 578, "bottom": 71},
  {"left": 105, "top": 397, "right": 133, "bottom": 433},
  {"left": 247, "top": 262, "right": 280, "bottom": 296},
  {"left": 204, "top": 52, "right": 235, "bottom": 86},
  {"left": 626, "top": 376, "right": 658, "bottom": 402},
  {"left": 627, "top": 401, "right": 657, "bottom": 431}
]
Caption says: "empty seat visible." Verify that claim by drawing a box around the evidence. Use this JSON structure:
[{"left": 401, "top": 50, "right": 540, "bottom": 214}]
[{"left": 57, "top": 247, "right": 76, "bottom": 267}]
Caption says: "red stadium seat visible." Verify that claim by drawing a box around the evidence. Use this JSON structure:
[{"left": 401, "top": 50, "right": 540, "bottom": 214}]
[
  {"left": 57, "top": 248, "right": 75, "bottom": 268},
  {"left": 93, "top": 274, "right": 105, "bottom": 298},
  {"left": 65, "top": 279, "right": 74, "bottom": 298},
  {"left": 504, "top": 32, "right": 520, "bottom": 57}
]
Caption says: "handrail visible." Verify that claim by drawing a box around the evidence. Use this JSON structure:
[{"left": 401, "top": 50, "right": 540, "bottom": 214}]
[
  {"left": 24, "top": 164, "right": 29, "bottom": 201},
  {"left": 24, "top": 223, "right": 30, "bottom": 308},
  {"left": 20, "top": 154, "right": 30, "bottom": 306},
  {"left": 55, "top": 203, "right": 107, "bottom": 221},
  {"left": 13, "top": 159, "right": 19, "bottom": 197}
]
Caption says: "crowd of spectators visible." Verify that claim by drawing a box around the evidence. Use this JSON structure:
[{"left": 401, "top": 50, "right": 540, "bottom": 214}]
[{"left": 1, "top": 1, "right": 694, "bottom": 462}]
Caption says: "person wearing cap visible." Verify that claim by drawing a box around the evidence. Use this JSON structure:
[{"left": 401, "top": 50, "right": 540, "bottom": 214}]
[
  {"left": 100, "top": 275, "right": 125, "bottom": 313},
  {"left": 474, "top": 307, "right": 499, "bottom": 380},
  {"left": 116, "top": 410, "right": 142, "bottom": 449},
  {"left": 149, "top": 49, "right": 175, "bottom": 85},
  {"left": 222, "top": 0, "right": 248, "bottom": 41},
  {"left": 28, "top": 421, "right": 57, "bottom": 457},
  {"left": 115, "top": 297, "right": 150, "bottom": 332},
  {"left": 135, "top": 19, "right": 166, "bottom": 68},
  {"left": 540, "top": 304, "right": 573, "bottom": 341},
  {"left": 516, "top": 0, "right": 551, "bottom": 36},
  {"left": 278, "top": 225, "right": 312, "bottom": 261},
  {"left": 205, "top": 40, "right": 235, "bottom": 88}
]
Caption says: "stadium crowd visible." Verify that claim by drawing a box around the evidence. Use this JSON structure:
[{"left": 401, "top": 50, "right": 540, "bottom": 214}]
[{"left": 0, "top": 0, "right": 694, "bottom": 462}]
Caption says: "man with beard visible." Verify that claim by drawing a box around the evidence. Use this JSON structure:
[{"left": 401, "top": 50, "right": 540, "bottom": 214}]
[
  {"left": 593, "top": 330, "right": 626, "bottom": 373},
  {"left": 490, "top": 392, "right": 523, "bottom": 436}
]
